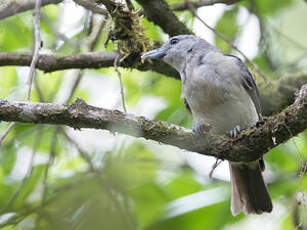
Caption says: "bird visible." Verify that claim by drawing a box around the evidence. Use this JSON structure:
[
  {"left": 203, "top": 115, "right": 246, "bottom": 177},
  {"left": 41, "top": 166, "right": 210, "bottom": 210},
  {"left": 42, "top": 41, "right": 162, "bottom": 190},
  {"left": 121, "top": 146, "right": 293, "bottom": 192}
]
[{"left": 141, "top": 35, "right": 273, "bottom": 216}]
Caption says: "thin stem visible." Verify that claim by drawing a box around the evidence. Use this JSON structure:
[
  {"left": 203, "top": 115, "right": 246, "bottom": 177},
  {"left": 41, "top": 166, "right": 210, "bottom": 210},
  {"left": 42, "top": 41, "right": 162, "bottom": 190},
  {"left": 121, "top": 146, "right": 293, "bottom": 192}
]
[
  {"left": 114, "top": 54, "right": 127, "bottom": 113},
  {"left": 0, "top": 122, "right": 16, "bottom": 146},
  {"left": 0, "top": 0, "right": 42, "bottom": 147},
  {"left": 41, "top": 127, "right": 59, "bottom": 204},
  {"left": 27, "top": 0, "right": 42, "bottom": 101},
  {"left": 0, "top": 127, "right": 43, "bottom": 214}
]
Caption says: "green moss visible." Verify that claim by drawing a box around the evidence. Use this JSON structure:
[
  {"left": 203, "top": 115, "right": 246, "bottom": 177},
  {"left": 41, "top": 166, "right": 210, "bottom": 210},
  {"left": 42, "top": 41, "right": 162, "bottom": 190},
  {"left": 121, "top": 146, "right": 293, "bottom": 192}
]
[{"left": 112, "top": 8, "right": 152, "bottom": 68}]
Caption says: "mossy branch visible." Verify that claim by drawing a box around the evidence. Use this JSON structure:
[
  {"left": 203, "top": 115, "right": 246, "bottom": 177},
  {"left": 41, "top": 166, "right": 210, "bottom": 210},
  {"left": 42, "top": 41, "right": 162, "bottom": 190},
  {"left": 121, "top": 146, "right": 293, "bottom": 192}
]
[
  {"left": 0, "top": 84, "right": 306, "bottom": 162},
  {"left": 0, "top": 51, "right": 306, "bottom": 116}
]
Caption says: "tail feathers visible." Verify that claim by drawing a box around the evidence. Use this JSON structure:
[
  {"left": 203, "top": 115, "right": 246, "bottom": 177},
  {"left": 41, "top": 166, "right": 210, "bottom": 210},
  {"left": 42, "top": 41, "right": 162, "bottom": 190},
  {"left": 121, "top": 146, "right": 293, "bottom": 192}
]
[{"left": 229, "top": 161, "right": 273, "bottom": 216}]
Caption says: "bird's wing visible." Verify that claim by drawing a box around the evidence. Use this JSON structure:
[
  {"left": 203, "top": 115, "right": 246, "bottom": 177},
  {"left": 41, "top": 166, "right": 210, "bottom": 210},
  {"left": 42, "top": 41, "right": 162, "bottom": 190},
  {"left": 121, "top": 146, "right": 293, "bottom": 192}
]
[
  {"left": 226, "top": 55, "right": 262, "bottom": 118},
  {"left": 184, "top": 98, "right": 192, "bottom": 114}
]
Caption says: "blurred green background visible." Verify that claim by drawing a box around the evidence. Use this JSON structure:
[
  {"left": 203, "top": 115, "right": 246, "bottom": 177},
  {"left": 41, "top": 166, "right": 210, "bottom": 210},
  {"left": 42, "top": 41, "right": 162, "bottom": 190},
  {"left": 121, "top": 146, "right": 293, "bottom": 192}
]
[{"left": 0, "top": 0, "right": 306, "bottom": 229}]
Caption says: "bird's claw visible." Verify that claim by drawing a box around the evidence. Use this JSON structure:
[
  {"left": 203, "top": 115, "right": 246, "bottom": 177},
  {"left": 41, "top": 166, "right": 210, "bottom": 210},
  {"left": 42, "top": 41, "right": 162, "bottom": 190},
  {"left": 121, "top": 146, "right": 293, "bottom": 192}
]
[
  {"left": 193, "top": 122, "right": 211, "bottom": 136},
  {"left": 229, "top": 125, "right": 241, "bottom": 138}
]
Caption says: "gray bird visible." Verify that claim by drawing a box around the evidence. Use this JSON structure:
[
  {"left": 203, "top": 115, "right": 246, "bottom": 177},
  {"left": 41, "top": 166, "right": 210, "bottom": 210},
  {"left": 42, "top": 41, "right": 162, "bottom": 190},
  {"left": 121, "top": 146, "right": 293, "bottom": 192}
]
[{"left": 142, "top": 35, "right": 272, "bottom": 216}]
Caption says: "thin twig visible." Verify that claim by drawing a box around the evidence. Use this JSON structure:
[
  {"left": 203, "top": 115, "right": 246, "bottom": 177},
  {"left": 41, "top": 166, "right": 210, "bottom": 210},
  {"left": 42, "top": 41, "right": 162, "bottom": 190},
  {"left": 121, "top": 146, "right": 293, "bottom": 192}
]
[
  {"left": 172, "top": 0, "right": 242, "bottom": 11},
  {"left": 269, "top": 22, "right": 307, "bottom": 50},
  {"left": 27, "top": 0, "right": 42, "bottom": 101},
  {"left": 293, "top": 139, "right": 307, "bottom": 210},
  {"left": 64, "top": 15, "right": 108, "bottom": 103},
  {"left": 186, "top": 1, "right": 267, "bottom": 81},
  {"left": 62, "top": 130, "right": 96, "bottom": 172},
  {"left": 89, "top": 15, "right": 109, "bottom": 51},
  {"left": 62, "top": 129, "right": 135, "bottom": 230},
  {"left": 41, "top": 127, "right": 58, "bottom": 204},
  {"left": 250, "top": 0, "right": 277, "bottom": 72},
  {"left": 0, "top": 0, "right": 42, "bottom": 147},
  {"left": 0, "top": 122, "right": 16, "bottom": 146},
  {"left": 0, "top": 0, "right": 63, "bottom": 20},
  {"left": 114, "top": 54, "right": 127, "bottom": 113},
  {"left": 0, "top": 175, "right": 91, "bottom": 228},
  {"left": 72, "top": 0, "right": 108, "bottom": 15},
  {"left": 41, "top": 12, "right": 80, "bottom": 49},
  {"left": 65, "top": 70, "right": 84, "bottom": 103},
  {"left": 34, "top": 75, "right": 45, "bottom": 102},
  {"left": 0, "top": 128, "right": 43, "bottom": 214}
]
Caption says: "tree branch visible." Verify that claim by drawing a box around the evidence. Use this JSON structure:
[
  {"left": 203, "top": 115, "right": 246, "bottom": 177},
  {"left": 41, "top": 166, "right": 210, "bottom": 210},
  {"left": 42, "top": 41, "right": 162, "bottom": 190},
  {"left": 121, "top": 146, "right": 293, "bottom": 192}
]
[
  {"left": 0, "top": 0, "right": 42, "bottom": 144},
  {"left": 72, "top": 0, "right": 108, "bottom": 15},
  {"left": 27, "top": 0, "right": 42, "bottom": 101},
  {"left": 0, "top": 84, "right": 306, "bottom": 162},
  {"left": 136, "top": 0, "right": 192, "bottom": 36},
  {"left": 0, "top": 51, "right": 306, "bottom": 116},
  {"left": 0, "top": 51, "right": 179, "bottom": 78},
  {"left": 0, "top": 0, "right": 63, "bottom": 20},
  {"left": 171, "top": 0, "right": 242, "bottom": 11},
  {"left": 0, "top": 0, "right": 110, "bottom": 21}
]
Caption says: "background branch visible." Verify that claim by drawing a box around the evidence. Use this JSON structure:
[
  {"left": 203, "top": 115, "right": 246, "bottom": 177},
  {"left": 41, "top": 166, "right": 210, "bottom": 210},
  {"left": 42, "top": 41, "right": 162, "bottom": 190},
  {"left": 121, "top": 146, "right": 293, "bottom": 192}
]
[
  {"left": 0, "top": 51, "right": 179, "bottom": 78},
  {"left": 27, "top": 0, "right": 42, "bottom": 101},
  {"left": 0, "top": 0, "right": 42, "bottom": 145},
  {"left": 0, "top": 51, "right": 305, "bottom": 116},
  {"left": 0, "top": 0, "right": 63, "bottom": 20},
  {"left": 0, "top": 84, "right": 306, "bottom": 163},
  {"left": 72, "top": 0, "right": 108, "bottom": 15},
  {"left": 0, "top": 122, "right": 15, "bottom": 145},
  {"left": 172, "top": 0, "right": 242, "bottom": 11}
]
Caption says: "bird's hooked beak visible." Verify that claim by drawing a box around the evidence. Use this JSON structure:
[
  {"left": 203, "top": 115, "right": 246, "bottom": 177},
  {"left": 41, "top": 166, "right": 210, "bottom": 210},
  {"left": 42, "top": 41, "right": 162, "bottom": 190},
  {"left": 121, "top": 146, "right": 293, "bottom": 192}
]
[{"left": 141, "top": 47, "right": 167, "bottom": 60}]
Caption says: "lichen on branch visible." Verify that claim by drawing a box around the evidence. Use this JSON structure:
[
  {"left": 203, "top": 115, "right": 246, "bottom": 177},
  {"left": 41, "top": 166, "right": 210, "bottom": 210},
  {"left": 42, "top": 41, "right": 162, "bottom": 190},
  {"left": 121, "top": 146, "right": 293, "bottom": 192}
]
[
  {"left": 96, "top": 0, "right": 151, "bottom": 67},
  {"left": 0, "top": 84, "right": 306, "bottom": 162}
]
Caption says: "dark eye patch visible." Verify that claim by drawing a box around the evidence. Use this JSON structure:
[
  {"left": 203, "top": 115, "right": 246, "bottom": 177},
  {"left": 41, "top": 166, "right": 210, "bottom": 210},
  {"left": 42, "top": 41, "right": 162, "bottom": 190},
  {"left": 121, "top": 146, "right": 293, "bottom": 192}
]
[{"left": 170, "top": 38, "right": 179, "bottom": 45}]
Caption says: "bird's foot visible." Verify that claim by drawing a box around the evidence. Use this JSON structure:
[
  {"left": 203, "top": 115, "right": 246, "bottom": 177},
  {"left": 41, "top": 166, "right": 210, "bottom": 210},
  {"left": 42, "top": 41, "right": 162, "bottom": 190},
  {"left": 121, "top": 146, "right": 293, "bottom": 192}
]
[
  {"left": 193, "top": 122, "right": 211, "bottom": 136},
  {"left": 229, "top": 125, "right": 241, "bottom": 138}
]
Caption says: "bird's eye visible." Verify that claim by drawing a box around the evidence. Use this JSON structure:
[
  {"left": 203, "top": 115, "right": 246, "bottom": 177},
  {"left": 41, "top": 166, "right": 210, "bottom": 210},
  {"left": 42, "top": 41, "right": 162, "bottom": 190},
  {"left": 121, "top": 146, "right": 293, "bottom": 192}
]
[{"left": 170, "top": 38, "right": 179, "bottom": 45}]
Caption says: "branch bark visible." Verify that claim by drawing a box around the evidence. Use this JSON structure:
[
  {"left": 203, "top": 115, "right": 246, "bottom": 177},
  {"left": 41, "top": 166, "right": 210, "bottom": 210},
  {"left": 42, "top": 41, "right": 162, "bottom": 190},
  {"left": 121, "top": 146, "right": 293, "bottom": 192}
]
[
  {"left": 0, "top": 0, "right": 109, "bottom": 21},
  {"left": 0, "top": 51, "right": 179, "bottom": 79},
  {"left": 0, "top": 51, "right": 306, "bottom": 116},
  {"left": 72, "top": 0, "right": 107, "bottom": 15},
  {"left": 136, "top": 0, "right": 192, "bottom": 36},
  {"left": 0, "top": 84, "right": 306, "bottom": 162},
  {"left": 171, "top": 0, "right": 242, "bottom": 11},
  {"left": 0, "top": 0, "right": 63, "bottom": 20}
]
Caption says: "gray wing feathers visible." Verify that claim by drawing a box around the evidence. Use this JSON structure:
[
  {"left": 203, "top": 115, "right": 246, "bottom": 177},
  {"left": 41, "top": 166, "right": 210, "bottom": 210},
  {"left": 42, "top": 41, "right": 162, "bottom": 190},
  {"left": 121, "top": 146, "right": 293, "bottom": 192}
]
[{"left": 227, "top": 55, "right": 262, "bottom": 118}]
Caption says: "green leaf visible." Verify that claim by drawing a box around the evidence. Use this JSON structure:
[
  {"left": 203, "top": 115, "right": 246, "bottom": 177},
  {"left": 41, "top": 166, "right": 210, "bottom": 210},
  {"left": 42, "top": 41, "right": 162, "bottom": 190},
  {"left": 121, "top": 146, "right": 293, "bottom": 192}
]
[
  {"left": 253, "top": 0, "right": 294, "bottom": 16},
  {"left": 14, "top": 165, "right": 45, "bottom": 209},
  {"left": 214, "top": 7, "right": 239, "bottom": 54},
  {"left": 130, "top": 182, "right": 170, "bottom": 229},
  {"left": 165, "top": 170, "right": 204, "bottom": 199},
  {"left": 0, "top": 67, "right": 18, "bottom": 98},
  {"left": 148, "top": 199, "right": 241, "bottom": 230},
  {"left": 0, "top": 16, "right": 32, "bottom": 51}
]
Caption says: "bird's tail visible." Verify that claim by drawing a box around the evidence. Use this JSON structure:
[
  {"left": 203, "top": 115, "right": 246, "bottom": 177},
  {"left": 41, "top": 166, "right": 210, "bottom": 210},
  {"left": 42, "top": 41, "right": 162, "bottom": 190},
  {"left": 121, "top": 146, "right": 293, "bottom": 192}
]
[{"left": 229, "top": 161, "right": 273, "bottom": 216}]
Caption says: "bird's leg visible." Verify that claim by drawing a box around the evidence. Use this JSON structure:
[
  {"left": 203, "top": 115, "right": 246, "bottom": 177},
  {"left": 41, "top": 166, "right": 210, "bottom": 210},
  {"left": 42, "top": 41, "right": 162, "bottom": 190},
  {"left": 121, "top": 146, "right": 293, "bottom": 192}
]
[
  {"left": 192, "top": 120, "right": 211, "bottom": 135},
  {"left": 229, "top": 125, "right": 241, "bottom": 138}
]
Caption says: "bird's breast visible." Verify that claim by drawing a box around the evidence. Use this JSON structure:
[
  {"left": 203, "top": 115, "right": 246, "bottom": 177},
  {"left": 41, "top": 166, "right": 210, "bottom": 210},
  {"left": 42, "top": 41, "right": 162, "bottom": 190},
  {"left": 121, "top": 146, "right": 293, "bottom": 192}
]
[{"left": 182, "top": 72, "right": 258, "bottom": 135}]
